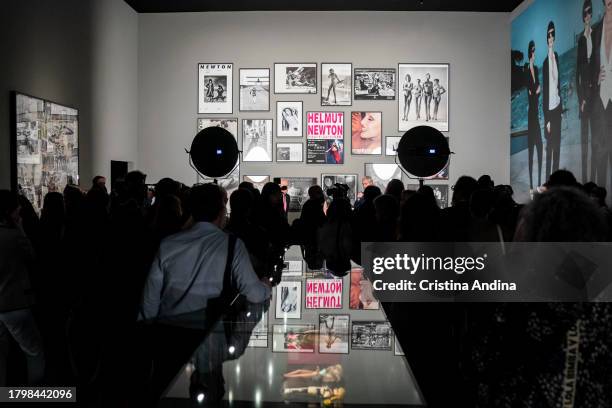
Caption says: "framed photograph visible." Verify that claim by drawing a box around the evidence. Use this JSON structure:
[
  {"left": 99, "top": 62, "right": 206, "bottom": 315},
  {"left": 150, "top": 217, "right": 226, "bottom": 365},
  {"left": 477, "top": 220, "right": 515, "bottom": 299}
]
[
  {"left": 275, "top": 281, "right": 302, "bottom": 319},
  {"left": 364, "top": 163, "right": 403, "bottom": 192},
  {"left": 274, "top": 63, "right": 317, "bottom": 94},
  {"left": 242, "top": 119, "right": 273, "bottom": 162},
  {"left": 351, "top": 111, "right": 382, "bottom": 155},
  {"left": 351, "top": 321, "right": 393, "bottom": 351},
  {"left": 279, "top": 177, "right": 317, "bottom": 212},
  {"left": 306, "top": 111, "right": 344, "bottom": 164},
  {"left": 321, "top": 63, "right": 352, "bottom": 106},
  {"left": 282, "top": 260, "right": 303, "bottom": 277},
  {"left": 248, "top": 310, "right": 268, "bottom": 348},
  {"left": 398, "top": 63, "right": 449, "bottom": 132},
  {"left": 12, "top": 92, "right": 79, "bottom": 214},
  {"left": 272, "top": 324, "right": 316, "bottom": 353},
  {"left": 406, "top": 184, "right": 449, "bottom": 208},
  {"left": 197, "top": 118, "right": 238, "bottom": 137},
  {"left": 276, "top": 101, "right": 303, "bottom": 137},
  {"left": 354, "top": 68, "right": 396, "bottom": 100},
  {"left": 349, "top": 267, "right": 380, "bottom": 310},
  {"left": 385, "top": 136, "right": 402, "bottom": 156},
  {"left": 243, "top": 175, "right": 270, "bottom": 192},
  {"left": 321, "top": 174, "right": 358, "bottom": 206},
  {"left": 239, "top": 68, "right": 270, "bottom": 112},
  {"left": 305, "top": 278, "right": 343, "bottom": 309},
  {"left": 394, "top": 335, "right": 405, "bottom": 356},
  {"left": 319, "top": 314, "right": 350, "bottom": 354},
  {"left": 276, "top": 143, "right": 303, "bottom": 162},
  {"left": 198, "top": 63, "right": 233, "bottom": 114}
]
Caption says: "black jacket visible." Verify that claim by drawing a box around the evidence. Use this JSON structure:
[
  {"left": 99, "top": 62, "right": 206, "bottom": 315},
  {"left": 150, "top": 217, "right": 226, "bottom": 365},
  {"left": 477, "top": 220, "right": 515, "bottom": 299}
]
[{"left": 576, "top": 30, "right": 595, "bottom": 118}]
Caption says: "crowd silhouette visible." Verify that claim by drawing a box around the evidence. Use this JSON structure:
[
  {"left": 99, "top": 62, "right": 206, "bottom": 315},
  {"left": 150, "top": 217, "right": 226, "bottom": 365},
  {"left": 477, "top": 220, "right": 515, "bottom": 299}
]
[{"left": 1, "top": 168, "right": 612, "bottom": 406}]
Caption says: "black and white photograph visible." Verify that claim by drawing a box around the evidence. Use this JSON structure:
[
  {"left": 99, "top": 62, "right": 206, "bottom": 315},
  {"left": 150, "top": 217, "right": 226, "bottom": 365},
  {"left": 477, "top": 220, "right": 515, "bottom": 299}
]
[
  {"left": 351, "top": 321, "right": 393, "bottom": 351},
  {"left": 272, "top": 324, "right": 316, "bottom": 353},
  {"left": 354, "top": 68, "right": 396, "bottom": 100},
  {"left": 248, "top": 311, "right": 268, "bottom": 348},
  {"left": 280, "top": 177, "right": 317, "bottom": 212},
  {"left": 197, "top": 118, "right": 238, "bottom": 137},
  {"left": 319, "top": 314, "right": 350, "bottom": 354},
  {"left": 275, "top": 281, "right": 302, "bottom": 319},
  {"left": 282, "top": 260, "right": 303, "bottom": 277},
  {"left": 394, "top": 335, "right": 405, "bottom": 356},
  {"left": 242, "top": 119, "right": 273, "bottom": 162},
  {"left": 239, "top": 68, "right": 270, "bottom": 111},
  {"left": 321, "top": 174, "right": 358, "bottom": 206},
  {"left": 14, "top": 93, "right": 79, "bottom": 214},
  {"left": 364, "top": 163, "right": 403, "bottom": 192},
  {"left": 274, "top": 63, "right": 317, "bottom": 94},
  {"left": 198, "top": 63, "right": 233, "bottom": 114},
  {"left": 276, "top": 101, "right": 303, "bottom": 137},
  {"left": 243, "top": 175, "right": 270, "bottom": 192},
  {"left": 321, "top": 63, "right": 352, "bottom": 106},
  {"left": 398, "top": 63, "right": 449, "bottom": 132},
  {"left": 385, "top": 136, "right": 402, "bottom": 156},
  {"left": 407, "top": 184, "right": 449, "bottom": 208},
  {"left": 276, "top": 143, "right": 303, "bottom": 162}
]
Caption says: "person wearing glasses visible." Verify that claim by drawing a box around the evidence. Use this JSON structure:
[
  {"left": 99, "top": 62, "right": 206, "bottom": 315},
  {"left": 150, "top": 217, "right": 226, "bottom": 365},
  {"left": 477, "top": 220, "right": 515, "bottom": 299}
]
[
  {"left": 527, "top": 40, "right": 543, "bottom": 190},
  {"left": 577, "top": 0, "right": 595, "bottom": 183},
  {"left": 543, "top": 21, "right": 563, "bottom": 180},
  {"left": 592, "top": 0, "right": 612, "bottom": 187}
]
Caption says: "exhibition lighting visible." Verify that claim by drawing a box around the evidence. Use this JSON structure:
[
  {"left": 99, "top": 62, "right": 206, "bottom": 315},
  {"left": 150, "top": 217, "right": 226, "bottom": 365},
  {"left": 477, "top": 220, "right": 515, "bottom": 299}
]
[
  {"left": 187, "top": 126, "right": 240, "bottom": 180},
  {"left": 396, "top": 125, "right": 452, "bottom": 186}
]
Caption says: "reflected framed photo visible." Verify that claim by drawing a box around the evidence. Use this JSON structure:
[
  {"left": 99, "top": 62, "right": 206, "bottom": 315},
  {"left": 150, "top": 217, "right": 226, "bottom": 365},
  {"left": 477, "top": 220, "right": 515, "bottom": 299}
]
[
  {"left": 275, "top": 281, "right": 302, "bottom": 319},
  {"left": 243, "top": 175, "right": 270, "bottom": 192},
  {"left": 321, "top": 63, "right": 352, "bottom": 106},
  {"left": 248, "top": 310, "right": 268, "bottom": 348},
  {"left": 354, "top": 68, "right": 396, "bottom": 100},
  {"left": 277, "top": 101, "right": 303, "bottom": 137},
  {"left": 398, "top": 63, "right": 449, "bottom": 132},
  {"left": 349, "top": 267, "right": 380, "bottom": 310},
  {"left": 364, "top": 163, "right": 402, "bottom": 192},
  {"left": 394, "top": 335, "right": 405, "bottom": 356},
  {"left": 351, "top": 111, "right": 382, "bottom": 155},
  {"left": 319, "top": 314, "right": 350, "bottom": 354},
  {"left": 321, "top": 174, "right": 358, "bottom": 206},
  {"left": 272, "top": 324, "right": 316, "bottom": 353},
  {"left": 385, "top": 136, "right": 401, "bottom": 156},
  {"left": 274, "top": 63, "right": 317, "bottom": 94},
  {"left": 276, "top": 143, "right": 303, "bottom": 162},
  {"left": 239, "top": 68, "right": 270, "bottom": 112},
  {"left": 305, "top": 278, "right": 343, "bottom": 309},
  {"left": 198, "top": 63, "right": 233, "bottom": 114},
  {"left": 242, "top": 119, "right": 273, "bottom": 162},
  {"left": 282, "top": 260, "right": 303, "bottom": 277},
  {"left": 351, "top": 321, "right": 392, "bottom": 350}
]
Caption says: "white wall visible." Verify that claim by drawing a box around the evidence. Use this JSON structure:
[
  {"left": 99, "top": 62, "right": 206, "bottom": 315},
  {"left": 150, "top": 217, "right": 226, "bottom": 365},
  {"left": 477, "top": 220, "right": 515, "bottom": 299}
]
[{"left": 138, "top": 11, "right": 510, "bottom": 188}]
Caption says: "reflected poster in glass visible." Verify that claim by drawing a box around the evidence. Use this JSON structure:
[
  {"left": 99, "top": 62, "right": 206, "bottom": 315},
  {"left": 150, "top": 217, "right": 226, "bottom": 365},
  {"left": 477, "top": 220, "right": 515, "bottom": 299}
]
[
  {"left": 275, "top": 281, "right": 301, "bottom": 319},
  {"left": 351, "top": 321, "right": 392, "bottom": 351},
  {"left": 272, "top": 324, "right": 316, "bottom": 353},
  {"left": 349, "top": 267, "right": 379, "bottom": 310},
  {"left": 319, "top": 314, "right": 350, "bottom": 354}
]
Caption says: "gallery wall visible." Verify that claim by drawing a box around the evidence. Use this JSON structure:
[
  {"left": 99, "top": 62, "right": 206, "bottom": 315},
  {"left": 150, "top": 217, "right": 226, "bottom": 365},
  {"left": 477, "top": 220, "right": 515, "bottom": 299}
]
[
  {"left": 138, "top": 11, "right": 510, "bottom": 190},
  {"left": 0, "top": 0, "right": 138, "bottom": 190}
]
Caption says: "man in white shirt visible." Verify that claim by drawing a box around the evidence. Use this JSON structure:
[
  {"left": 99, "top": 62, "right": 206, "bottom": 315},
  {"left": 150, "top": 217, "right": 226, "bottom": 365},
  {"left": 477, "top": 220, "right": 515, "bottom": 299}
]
[
  {"left": 543, "top": 20, "right": 563, "bottom": 181},
  {"left": 140, "top": 183, "right": 271, "bottom": 320}
]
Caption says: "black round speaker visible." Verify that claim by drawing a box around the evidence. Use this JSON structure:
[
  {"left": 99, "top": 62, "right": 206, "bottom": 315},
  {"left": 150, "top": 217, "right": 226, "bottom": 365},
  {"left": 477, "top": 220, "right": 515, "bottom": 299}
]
[
  {"left": 189, "top": 126, "right": 239, "bottom": 178},
  {"left": 397, "top": 125, "right": 450, "bottom": 178}
]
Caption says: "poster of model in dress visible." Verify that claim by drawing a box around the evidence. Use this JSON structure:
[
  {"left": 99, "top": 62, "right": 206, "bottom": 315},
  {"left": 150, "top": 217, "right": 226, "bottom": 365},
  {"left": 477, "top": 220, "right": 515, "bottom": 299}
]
[
  {"left": 272, "top": 324, "right": 316, "bottom": 353},
  {"left": 349, "top": 267, "right": 379, "bottom": 310},
  {"left": 351, "top": 321, "right": 392, "bottom": 350},
  {"left": 351, "top": 112, "right": 382, "bottom": 155},
  {"left": 321, "top": 63, "right": 352, "bottom": 106},
  {"left": 321, "top": 174, "right": 358, "bottom": 206},
  {"left": 239, "top": 68, "right": 270, "bottom": 111},
  {"left": 354, "top": 68, "right": 396, "bottom": 100},
  {"left": 243, "top": 175, "right": 270, "bottom": 192},
  {"left": 242, "top": 119, "right": 273, "bottom": 162},
  {"left": 14, "top": 93, "right": 79, "bottom": 214},
  {"left": 398, "top": 63, "right": 449, "bottom": 132},
  {"left": 277, "top": 101, "right": 303, "bottom": 137},
  {"left": 276, "top": 143, "right": 303, "bottom": 162},
  {"left": 274, "top": 63, "right": 317, "bottom": 94},
  {"left": 275, "top": 281, "right": 302, "bottom": 319},
  {"left": 198, "top": 63, "right": 233, "bottom": 114},
  {"left": 385, "top": 136, "right": 401, "bottom": 156},
  {"left": 319, "top": 314, "right": 350, "bottom": 354},
  {"left": 364, "top": 163, "right": 403, "bottom": 192},
  {"left": 306, "top": 111, "right": 344, "bottom": 164},
  {"left": 279, "top": 177, "right": 317, "bottom": 212}
]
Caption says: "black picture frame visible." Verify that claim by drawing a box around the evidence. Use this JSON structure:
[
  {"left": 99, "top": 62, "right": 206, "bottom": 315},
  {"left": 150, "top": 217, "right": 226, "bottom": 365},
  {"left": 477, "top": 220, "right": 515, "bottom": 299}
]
[
  {"left": 274, "top": 63, "right": 318, "bottom": 94},
  {"left": 276, "top": 100, "right": 303, "bottom": 137},
  {"left": 353, "top": 68, "right": 397, "bottom": 101},
  {"left": 318, "top": 314, "right": 351, "bottom": 355},
  {"left": 320, "top": 62, "right": 353, "bottom": 106},
  {"left": 385, "top": 136, "right": 402, "bottom": 156},
  {"left": 271, "top": 324, "right": 317, "bottom": 353},
  {"left": 305, "top": 111, "right": 345, "bottom": 165},
  {"left": 351, "top": 111, "right": 383, "bottom": 156},
  {"left": 242, "top": 119, "right": 273, "bottom": 162},
  {"left": 305, "top": 278, "right": 343, "bottom": 310},
  {"left": 274, "top": 280, "right": 302, "bottom": 320},
  {"left": 239, "top": 68, "right": 270, "bottom": 112},
  {"left": 197, "top": 62, "right": 233, "bottom": 114},
  {"left": 350, "top": 321, "right": 393, "bottom": 351},
  {"left": 320, "top": 173, "right": 358, "bottom": 205}
]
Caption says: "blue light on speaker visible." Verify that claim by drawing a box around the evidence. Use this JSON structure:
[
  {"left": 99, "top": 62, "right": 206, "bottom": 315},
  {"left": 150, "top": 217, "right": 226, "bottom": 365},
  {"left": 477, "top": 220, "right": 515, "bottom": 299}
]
[
  {"left": 216, "top": 149, "right": 223, "bottom": 155},
  {"left": 428, "top": 148, "right": 436, "bottom": 154}
]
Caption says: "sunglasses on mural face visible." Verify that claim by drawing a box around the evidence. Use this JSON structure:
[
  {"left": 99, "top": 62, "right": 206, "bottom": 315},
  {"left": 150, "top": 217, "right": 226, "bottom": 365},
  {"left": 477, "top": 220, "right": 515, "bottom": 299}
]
[
  {"left": 584, "top": 6, "right": 592, "bottom": 18},
  {"left": 548, "top": 30, "right": 555, "bottom": 39}
]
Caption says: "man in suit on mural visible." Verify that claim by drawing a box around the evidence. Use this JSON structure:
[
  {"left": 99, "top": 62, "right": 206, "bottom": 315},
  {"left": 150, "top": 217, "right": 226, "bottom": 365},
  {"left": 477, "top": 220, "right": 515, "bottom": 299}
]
[
  {"left": 543, "top": 20, "right": 563, "bottom": 180},
  {"left": 577, "top": 0, "right": 596, "bottom": 183},
  {"left": 591, "top": 0, "right": 612, "bottom": 188}
]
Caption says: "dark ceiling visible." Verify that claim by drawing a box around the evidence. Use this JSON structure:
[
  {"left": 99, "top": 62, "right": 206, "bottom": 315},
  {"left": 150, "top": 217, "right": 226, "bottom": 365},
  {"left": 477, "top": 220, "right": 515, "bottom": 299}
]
[{"left": 124, "top": 0, "right": 523, "bottom": 13}]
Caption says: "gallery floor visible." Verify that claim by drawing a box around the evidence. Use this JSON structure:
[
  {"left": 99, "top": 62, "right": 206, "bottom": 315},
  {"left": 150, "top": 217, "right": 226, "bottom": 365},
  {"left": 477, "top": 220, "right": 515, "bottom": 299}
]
[{"left": 159, "top": 246, "right": 423, "bottom": 407}]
